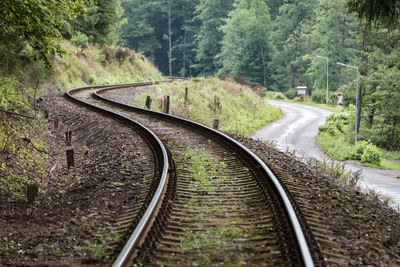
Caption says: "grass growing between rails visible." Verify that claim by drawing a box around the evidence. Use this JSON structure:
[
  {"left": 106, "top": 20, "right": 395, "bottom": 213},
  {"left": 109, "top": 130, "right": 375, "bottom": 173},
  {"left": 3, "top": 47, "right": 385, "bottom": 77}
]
[
  {"left": 171, "top": 146, "right": 249, "bottom": 266},
  {"left": 317, "top": 108, "right": 400, "bottom": 171},
  {"left": 131, "top": 78, "right": 282, "bottom": 136}
]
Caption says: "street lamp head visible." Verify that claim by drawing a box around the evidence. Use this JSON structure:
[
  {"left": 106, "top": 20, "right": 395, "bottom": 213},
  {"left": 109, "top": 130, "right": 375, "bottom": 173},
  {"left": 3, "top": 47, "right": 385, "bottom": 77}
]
[{"left": 316, "top": 55, "right": 328, "bottom": 60}]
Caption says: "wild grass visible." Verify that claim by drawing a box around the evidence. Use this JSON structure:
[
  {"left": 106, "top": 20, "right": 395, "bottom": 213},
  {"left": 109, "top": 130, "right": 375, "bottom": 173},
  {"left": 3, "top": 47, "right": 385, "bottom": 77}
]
[
  {"left": 50, "top": 40, "right": 162, "bottom": 91},
  {"left": 131, "top": 78, "right": 282, "bottom": 136}
]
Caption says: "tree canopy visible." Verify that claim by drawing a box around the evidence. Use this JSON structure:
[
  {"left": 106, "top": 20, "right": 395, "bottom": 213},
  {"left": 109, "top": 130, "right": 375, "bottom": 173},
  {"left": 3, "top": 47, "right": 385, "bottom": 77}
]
[{"left": 0, "top": 0, "right": 86, "bottom": 67}]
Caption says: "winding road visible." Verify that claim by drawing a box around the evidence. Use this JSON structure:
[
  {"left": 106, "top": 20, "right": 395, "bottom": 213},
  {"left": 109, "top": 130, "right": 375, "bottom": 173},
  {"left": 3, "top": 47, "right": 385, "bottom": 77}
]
[{"left": 251, "top": 100, "right": 400, "bottom": 208}]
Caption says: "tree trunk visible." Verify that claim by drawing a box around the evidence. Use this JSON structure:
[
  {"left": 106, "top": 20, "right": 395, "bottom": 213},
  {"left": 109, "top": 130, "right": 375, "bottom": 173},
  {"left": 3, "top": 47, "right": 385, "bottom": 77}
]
[
  {"left": 260, "top": 46, "right": 266, "bottom": 86},
  {"left": 368, "top": 103, "right": 375, "bottom": 127}
]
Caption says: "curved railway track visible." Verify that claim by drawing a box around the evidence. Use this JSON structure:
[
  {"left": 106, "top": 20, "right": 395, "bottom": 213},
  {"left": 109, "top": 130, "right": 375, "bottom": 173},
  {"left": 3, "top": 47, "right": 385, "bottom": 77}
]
[{"left": 66, "top": 81, "right": 318, "bottom": 266}]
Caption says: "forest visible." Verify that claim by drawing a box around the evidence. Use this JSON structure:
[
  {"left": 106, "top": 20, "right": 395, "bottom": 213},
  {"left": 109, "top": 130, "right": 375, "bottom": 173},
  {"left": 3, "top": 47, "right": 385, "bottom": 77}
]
[{"left": 1, "top": 0, "right": 400, "bottom": 150}]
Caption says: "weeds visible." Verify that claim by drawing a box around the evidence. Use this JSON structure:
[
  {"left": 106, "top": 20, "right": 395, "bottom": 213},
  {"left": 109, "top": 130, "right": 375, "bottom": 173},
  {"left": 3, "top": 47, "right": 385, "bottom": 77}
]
[
  {"left": 129, "top": 78, "right": 282, "bottom": 137},
  {"left": 306, "top": 157, "right": 363, "bottom": 186}
]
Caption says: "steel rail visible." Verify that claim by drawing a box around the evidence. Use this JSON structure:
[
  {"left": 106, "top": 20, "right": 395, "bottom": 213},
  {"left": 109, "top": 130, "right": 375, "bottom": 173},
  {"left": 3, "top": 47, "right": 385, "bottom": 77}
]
[
  {"left": 65, "top": 85, "right": 169, "bottom": 267},
  {"left": 94, "top": 83, "right": 315, "bottom": 267}
]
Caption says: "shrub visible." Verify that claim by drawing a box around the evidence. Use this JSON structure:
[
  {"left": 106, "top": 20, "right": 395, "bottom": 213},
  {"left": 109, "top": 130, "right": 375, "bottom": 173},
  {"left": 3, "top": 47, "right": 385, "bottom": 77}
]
[
  {"left": 311, "top": 89, "right": 326, "bottom": 103},
  {"left": 361, "top": 144, "right": 382, "bottom": 165},
  {"left": 88, "top": 75, "right": 96, "bottom": 84},
  {"left": 335, "top": 120, "right": 345, "bottom": 133},
  {"left": 351, "top": 140, "right": 370, "bottom": 160},
  {"left": 319, "top": 121, "right": 338, "bottom": 136},
  {"left": 265, "top": 91, "right": 286, "bottom": 100},
  {"left": 71, "top": 32, "right": 89, "bottom": 49},
  {"left": 284, "top": 89, "right": 297, "bottom": 99}
]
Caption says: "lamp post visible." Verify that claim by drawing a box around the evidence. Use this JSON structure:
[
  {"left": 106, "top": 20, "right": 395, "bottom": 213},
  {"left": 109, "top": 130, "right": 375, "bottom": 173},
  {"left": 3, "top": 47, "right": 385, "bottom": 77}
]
[
  {"left": 337, "top": 62, "right": 359, "bottom": 143},
  {"left": 316, "top": 56, "right": 329, "bottom": 104}
]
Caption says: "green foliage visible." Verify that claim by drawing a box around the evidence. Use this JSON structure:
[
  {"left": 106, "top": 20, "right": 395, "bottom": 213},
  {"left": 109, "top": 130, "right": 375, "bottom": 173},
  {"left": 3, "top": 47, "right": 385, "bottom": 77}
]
[
  {"left": 319, "top": 112, "right": 350, "bottom": 137},
  {"left": 52, "top": 40, "right": 162, "bottom": 90},
  {"left": 219, "top": 0, "right": 273, "bottom": 87},
  {"left": 0, "top": 77, "right": 48, "bottom": 201},
  {"left": 284, "top": 89, "right": 297, "bottom": 100},
  {"left": 130, "top": 78, "right": 282, "bottom": 136},
  {"left": 361, "top": 144, "right": 383, "bottom": 165},
  {"left": 0, "top": 0, "right": 86, "bottom": 68},
  {"left": 351, "top": 140, "right": 370, "bottom": 159},
  {"left": 265, "top": 91, "right": 287, "bottom": 100},
  {"left": 348, "top": 140, "right": 382, "bottom": 165},
  {"left": 119, "top": 0, "right": 200, "bottom": 76},
  {"left": 311, "top": 89, "right": 326, "bottom": 104},
  {"left": 318, "top": 109, "right": 385, "bottom": 166},
  {"left": 181, "top": 147, "right": 227, "bottom": 192},
  {"left": 194, "top": 0, "right": 234, "bottom": 75},
  {"left": 71, "top": 32, "right": 89, "bottom": 49},
  {"left": 0, "top": 77, "right": 26, "bottom": 112},
  {"left": 307, "top": 0, "right": 359, "bottom": 93},
  {"left": 346, "top": 0, "right": 397, "bottom": 26},
  {"left": 72, "top": 0, "right": 125, "bottom": 45}
]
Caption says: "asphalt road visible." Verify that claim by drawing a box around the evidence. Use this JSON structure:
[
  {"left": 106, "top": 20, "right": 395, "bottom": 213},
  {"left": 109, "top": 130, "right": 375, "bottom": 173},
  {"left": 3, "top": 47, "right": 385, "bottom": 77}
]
[{"left": 251, "top": 100, "right": 400, "bottom": 208}]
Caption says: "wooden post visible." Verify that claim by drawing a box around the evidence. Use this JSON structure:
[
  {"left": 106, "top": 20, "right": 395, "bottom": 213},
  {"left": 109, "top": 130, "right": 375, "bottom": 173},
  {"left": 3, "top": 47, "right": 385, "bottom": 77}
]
[
  {"left": 164, "top": 95, "right": 170, "bottom": 114},
  {"left": 27, "top": 184, "right": 38, "bottom": 203},
  {"left": 44, "top": 110, "right": 49, "bottom": 119},
  {"left": 213, "top": 119, "right": 220, "bottom": 130},
  {"left": 66, "top": 130, "right": 72, "bottom": 146},
  {"left": 184, "top": 87, "right": 188, "bottom": 107},
  {"left": 67, "top": 149, "right": 75, "bottom": 168},
  {"left": 145, "top": 95, "right": 152, "bottom": 110}
]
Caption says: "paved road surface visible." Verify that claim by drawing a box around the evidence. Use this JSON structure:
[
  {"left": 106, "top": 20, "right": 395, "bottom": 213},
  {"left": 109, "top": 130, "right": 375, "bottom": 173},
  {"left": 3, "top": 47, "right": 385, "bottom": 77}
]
[{"left": 251, "top": 100, "right": 400, "bottom": 208}]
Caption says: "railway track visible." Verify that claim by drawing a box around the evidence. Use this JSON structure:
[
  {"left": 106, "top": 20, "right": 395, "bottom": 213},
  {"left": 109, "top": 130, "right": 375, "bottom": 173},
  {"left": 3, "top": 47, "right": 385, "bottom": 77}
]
[{"left": 66, "top": 81, "right": 319, "bottom": 266}]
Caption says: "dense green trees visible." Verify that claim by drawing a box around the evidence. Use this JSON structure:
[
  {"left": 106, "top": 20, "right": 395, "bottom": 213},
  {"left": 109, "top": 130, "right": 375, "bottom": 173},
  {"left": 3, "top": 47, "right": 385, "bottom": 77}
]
[
  {"left": 219, "top": 0, "right": 272, "bottom": 86},
  {"left": 71, "top": 0, "right": 125, "bottom": 45},
  {"left": 0, "top": 0, "right": 86, "bottom": 67},
  {"left": 194, "top": 0, "right": 234, "bottom": 75}
]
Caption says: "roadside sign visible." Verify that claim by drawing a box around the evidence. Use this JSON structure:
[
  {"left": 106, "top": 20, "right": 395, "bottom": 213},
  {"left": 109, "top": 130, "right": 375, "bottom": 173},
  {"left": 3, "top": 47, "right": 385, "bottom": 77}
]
[
  {"left": 297, "top": 86, "right": 307, "bottom": 101},
  {"left": 297, "top": 86, "right": 307, "bottom": 95}
]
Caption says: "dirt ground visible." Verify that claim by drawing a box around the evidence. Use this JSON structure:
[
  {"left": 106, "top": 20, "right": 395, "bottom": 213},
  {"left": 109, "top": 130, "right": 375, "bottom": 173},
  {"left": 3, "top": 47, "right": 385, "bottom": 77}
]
[{"left": 0, "top": 94, "right": 152, "bottom": 266}]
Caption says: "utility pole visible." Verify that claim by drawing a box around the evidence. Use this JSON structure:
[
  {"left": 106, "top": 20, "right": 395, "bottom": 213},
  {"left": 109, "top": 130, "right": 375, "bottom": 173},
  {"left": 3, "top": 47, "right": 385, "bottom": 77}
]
[
  {"left": 337, "top": 62, "right": 359, "bottom": 143},
  {"left": 316, "top": 56, "right": 329, "bottom": 104}
]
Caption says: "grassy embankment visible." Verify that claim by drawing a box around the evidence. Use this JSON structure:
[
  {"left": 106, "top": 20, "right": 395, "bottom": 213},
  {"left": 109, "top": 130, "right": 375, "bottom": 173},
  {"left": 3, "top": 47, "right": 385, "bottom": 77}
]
[
  {"left": 317, "top": 108, "right": 400, "bottom": 172},
  {"left": 129, "top": 77, "right": 282, "bottom": 137},
  {"left": 0, "top": 41, "right": 164, "bottom": 201},
  {"left": 51, "top": 40, "right": 163, "bottom": 90}
]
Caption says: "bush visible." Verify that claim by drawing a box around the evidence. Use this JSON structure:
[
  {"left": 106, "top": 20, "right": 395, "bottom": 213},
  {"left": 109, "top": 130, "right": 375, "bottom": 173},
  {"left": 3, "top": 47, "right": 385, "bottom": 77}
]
[
  {"left": 88, "top": 75, "right": 96, "bottom": 84},
  {"left": 319, "top": 121, "right": 338, "bottom": 136},
  {"left": 350, "top": 140, "right": 382, "bottom": 165},
  {"left": 71, "top": 32, "right": 89, "bottom": 49},
  {"left": 265, "top": 91, "right": 287, "bottom": 100},
  {"left": 361, "top": 144, "right": 382, "bottom": 165},
  {"left": 351, "top": 140, "right": 370, "bottom": 160},
  {"left": 284, "top": 89, "right": 297, "bottom": 99},
  {"left": 311, "top": 89, "right": 326, "bottom": 103}
]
